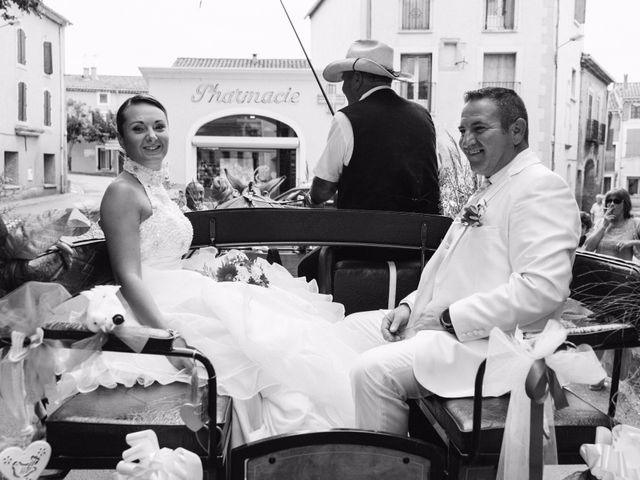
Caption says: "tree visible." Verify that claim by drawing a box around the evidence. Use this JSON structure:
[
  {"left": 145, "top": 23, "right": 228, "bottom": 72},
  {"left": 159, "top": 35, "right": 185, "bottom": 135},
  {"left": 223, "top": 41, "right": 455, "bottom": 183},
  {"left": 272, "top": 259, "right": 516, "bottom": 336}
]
[
  {"left": 66, "top": 99, "right": 118, "bottom": 171},
  {"left": 1, "top": 0, "right": 41, "bottom": 21}
]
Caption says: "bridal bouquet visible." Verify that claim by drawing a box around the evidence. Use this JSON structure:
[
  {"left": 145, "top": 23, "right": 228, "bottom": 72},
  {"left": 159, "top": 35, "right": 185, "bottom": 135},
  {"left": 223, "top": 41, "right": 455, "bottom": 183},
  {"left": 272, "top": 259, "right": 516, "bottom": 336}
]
[{"left": 198, "top": 250, "right": 269, "bottom": 288}]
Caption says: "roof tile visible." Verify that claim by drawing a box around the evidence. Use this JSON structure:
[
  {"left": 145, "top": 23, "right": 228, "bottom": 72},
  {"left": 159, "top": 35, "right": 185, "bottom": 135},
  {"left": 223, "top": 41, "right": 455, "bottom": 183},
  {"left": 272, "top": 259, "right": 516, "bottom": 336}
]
[{"left": 172, "top": 57, "right": 309, "bottom": 69}]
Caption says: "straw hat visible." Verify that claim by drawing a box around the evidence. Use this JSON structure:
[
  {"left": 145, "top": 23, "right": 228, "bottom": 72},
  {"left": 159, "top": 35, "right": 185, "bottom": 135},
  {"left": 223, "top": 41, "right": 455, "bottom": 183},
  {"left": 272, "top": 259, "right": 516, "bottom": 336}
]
[{"left": 322, "top": 40, "right": 412, "bottom": 83}]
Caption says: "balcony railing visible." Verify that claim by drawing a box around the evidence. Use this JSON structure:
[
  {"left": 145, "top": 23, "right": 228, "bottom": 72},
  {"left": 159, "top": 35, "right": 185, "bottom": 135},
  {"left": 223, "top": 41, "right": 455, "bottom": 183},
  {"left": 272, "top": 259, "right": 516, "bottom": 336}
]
[
  {"left": 484, "top": 14, "right": 515, "bottom": 30},
  {"left": 479, "top": 82, "right": 521, "bottom": 93}
]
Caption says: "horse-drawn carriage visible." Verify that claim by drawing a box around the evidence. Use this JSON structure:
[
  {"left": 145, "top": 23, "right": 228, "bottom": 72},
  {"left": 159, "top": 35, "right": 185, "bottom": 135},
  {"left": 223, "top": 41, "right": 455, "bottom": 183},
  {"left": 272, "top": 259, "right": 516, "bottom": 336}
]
[{"left": 1, "top": 207, "right": 639, "bottom": 480}]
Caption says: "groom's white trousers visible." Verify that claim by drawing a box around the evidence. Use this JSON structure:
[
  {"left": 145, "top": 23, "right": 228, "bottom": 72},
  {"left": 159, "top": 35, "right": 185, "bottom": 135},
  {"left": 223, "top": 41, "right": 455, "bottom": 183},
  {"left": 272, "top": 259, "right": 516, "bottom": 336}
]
[{"left": 337, "top": 311, "right": 431, "bottom": 436}]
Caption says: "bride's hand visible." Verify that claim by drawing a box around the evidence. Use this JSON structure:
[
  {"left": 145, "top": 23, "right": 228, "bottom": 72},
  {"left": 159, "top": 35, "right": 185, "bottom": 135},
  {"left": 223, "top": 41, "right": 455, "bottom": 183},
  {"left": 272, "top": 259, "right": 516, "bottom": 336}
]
[{"left": 167, "top": 335, "right": 195, "bottom": 373}]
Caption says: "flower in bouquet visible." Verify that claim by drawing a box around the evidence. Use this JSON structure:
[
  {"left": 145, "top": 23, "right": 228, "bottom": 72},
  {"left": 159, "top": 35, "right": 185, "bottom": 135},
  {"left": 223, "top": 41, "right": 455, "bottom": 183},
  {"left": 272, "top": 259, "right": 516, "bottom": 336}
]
[{"left": 198, "top": 250, "right": 269, "bottom": 287}]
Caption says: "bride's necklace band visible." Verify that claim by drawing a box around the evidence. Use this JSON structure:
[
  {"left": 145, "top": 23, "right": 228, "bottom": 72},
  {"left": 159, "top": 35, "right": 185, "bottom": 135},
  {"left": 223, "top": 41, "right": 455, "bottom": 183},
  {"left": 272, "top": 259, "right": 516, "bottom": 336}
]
[{"left": 123, "top": 158, "right": 167, "bottom": 187}]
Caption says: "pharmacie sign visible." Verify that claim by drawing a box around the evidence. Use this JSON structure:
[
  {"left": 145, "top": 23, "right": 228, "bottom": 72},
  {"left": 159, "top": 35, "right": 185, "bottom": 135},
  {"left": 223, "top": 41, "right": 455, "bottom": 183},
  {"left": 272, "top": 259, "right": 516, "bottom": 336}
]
[{"left": 192, "top": 84, "right": 301, "bottom": 104}]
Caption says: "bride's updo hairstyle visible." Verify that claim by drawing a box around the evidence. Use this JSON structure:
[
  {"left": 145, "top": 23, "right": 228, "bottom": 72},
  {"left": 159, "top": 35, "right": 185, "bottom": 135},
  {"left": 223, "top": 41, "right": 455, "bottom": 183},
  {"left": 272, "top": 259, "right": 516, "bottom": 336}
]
[{"left": 116, "top": 94, "right": 168, "bottom": 137}]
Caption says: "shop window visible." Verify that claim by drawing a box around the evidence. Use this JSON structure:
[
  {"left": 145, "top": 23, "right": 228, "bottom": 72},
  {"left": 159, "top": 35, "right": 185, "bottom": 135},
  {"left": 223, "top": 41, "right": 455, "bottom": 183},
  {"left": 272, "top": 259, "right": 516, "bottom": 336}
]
[
  {"left": 482, "top": 53, "right": 518, "bottom": 91},
  {"left": 195, "top": 115, "right": 297, "bottom": 138},
  {"left": 17, "top": 28, "right": 26, "bottom": 65},
  {"left": 18, "top": 82, "right": 27, "bottom": 121},
  {"left": 44, "top": 90, "right": 51, "bottom": 126},
  {"left": 399, "top": 54, "right": 432, "bottom": 110},
  {"left": 628, "top": 178, "right": 640, "bottom": 196},
  {"left": 43, "top": 41, "right": 52, "bottom": 74},
  {"left": 484, "top": 0, "right": 515, "bottom": 30},
  {"left": 401, "top": 0, "right": 430, "bottom": 30},
  {"left": 44, "top": 154, "right": 55, "bottom": 184}
]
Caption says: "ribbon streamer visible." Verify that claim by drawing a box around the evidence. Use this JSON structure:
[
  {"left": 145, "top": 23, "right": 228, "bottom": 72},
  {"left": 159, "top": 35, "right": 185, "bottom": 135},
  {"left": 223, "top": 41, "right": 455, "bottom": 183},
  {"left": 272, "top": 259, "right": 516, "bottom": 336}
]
[{"left": 484, "top": 320, "right": 607, "bottom": 480}]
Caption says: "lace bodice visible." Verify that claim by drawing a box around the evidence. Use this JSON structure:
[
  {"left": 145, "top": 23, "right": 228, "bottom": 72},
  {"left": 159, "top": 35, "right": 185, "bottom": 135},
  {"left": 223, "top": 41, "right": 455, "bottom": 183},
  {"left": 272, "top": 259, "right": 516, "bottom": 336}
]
[{"left": 123, "top": 159, "right": 193, "bottom": 269}]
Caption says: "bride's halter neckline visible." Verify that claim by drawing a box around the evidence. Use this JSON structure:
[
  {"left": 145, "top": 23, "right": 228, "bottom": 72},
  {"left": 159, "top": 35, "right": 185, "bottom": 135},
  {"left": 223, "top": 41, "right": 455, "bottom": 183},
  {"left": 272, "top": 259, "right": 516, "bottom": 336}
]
[{"left": 123, "top": 158, "right": 166, "bottom": 187}]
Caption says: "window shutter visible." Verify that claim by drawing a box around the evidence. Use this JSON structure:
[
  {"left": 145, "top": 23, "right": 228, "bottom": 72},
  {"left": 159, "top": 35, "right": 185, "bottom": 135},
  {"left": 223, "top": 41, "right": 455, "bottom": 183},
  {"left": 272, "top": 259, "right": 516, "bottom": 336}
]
[
  {"left": 18, "top": 82, "right": 27, "bottom": 121},
  {"left": 44, "top": 91, "right": 51, "bottom": 126},
  {"left": 17, "top": 29, "right": 27, "bottom": 64},
  {"left": 574, "top": 0, "right": 586, "bottom": 23},
  {"left": 43, "top": 42, "right": 53, "bottom": 74}
]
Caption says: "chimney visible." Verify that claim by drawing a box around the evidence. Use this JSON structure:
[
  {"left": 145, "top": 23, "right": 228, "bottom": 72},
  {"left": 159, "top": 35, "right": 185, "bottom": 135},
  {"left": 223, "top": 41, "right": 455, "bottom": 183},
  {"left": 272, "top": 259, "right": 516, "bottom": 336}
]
[
  {"left": 251, "top": 53, "right": 258, "bottom": 62},
  {"left": 82, "top": 67, "right": 90, "bottom": 78},
  {"left": 90, "top": 66, "right": 97, "bottom": 80}
]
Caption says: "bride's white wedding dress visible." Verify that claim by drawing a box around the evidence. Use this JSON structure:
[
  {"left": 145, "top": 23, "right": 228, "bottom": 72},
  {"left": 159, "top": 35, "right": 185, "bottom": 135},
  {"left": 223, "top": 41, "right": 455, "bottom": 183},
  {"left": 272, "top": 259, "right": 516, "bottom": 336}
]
[{"left": 62, "top": 159, "right": 358, "bottom": 443}]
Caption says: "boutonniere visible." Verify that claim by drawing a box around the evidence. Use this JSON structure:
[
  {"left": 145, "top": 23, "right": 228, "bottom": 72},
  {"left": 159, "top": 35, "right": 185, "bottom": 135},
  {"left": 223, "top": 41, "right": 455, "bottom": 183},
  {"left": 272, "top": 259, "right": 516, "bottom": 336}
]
[{"left": 459, "top": 199, "right": 487, "bottom": 227}]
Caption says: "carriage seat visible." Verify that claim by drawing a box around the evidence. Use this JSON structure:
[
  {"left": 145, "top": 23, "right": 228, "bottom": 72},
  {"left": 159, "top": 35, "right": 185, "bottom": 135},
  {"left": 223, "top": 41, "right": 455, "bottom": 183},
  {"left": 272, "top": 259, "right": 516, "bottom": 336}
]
[
  {"left": 410, "top": 250, "right": 640, "bottom": 477},
  {"left": 46, "top": 384, "right": 231, "bottom": 464},
  {"left": 4, "top": 238, "right": 232, "bottom": 472}
]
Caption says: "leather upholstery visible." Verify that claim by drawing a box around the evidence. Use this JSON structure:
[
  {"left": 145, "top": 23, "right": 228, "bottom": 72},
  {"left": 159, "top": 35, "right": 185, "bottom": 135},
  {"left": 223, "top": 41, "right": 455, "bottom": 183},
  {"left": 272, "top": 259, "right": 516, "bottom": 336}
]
[
  {"left": 47, "top": 383, "right": 231, "bottom": 459},
  {"left": 418, "top": 389, "right": 611, "bottom": 457},
  {"left": 333, "top": 259, "right": 422, "bottom": 315}
]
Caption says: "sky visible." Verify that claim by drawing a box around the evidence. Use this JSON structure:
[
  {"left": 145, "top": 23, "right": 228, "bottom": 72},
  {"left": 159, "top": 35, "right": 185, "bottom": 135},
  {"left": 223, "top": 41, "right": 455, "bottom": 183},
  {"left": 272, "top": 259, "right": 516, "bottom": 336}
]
[{"left": 44, "top": 0, "right": 640, "bottom": 82}]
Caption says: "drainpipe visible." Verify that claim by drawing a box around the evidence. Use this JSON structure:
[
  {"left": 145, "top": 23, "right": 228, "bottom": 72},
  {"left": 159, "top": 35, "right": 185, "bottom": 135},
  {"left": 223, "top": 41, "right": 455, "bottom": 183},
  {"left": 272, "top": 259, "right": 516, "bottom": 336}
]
[
  {"left": 365, "top": 0, "right": 371, "bottom": 39},
  {"left": 58, "top": 22, "right": 67, "bottom": 193}
]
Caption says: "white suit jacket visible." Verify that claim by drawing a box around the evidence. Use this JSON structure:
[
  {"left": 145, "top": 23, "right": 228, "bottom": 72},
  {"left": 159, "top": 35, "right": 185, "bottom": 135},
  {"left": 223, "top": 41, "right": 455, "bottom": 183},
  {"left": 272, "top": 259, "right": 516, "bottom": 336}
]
[{"left": 402, "top": 149, "right": 581, "bottom": 396}]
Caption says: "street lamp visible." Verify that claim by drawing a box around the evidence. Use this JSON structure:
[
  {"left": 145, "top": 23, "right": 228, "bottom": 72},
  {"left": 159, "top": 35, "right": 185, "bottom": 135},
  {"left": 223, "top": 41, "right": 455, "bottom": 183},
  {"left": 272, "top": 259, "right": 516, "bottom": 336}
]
[{"left": 551, "top": 33, "right": 584, "bottom": 172}]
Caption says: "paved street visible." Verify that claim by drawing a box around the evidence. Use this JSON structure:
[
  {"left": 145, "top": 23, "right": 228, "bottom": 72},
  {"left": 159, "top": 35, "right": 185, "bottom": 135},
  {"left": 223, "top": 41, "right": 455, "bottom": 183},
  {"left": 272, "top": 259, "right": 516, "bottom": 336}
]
[{"left": 2, "top": 173, "right": 113, "bottom": 216}]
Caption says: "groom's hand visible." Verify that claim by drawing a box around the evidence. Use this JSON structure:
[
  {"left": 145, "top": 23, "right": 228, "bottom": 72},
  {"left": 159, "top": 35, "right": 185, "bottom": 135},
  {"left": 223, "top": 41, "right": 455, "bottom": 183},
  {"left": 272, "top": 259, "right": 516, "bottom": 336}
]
[{"left": 381, "top": 304, "right": 411, "bottom": 342}]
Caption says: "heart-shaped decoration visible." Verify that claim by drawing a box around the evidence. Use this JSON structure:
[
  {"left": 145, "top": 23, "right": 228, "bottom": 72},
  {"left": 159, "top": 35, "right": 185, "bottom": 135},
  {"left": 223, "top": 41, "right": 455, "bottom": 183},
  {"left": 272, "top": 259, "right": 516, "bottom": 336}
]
[
  {"left": 179, "top": 403, "right": 204, "bottom": 432},
  {"left": 0, "top": 440, "right": 52, "bottom": 480}
]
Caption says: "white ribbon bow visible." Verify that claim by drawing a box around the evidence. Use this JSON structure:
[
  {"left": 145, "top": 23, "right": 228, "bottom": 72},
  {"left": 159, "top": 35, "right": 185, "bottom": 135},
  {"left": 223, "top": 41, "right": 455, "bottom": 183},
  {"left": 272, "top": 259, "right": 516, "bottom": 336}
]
[
  {"left": 484, "top": 320, "right": 606, "bottom": 480},
  {"left": 580, "top": 425, "right": 640, "bottom": 480}
]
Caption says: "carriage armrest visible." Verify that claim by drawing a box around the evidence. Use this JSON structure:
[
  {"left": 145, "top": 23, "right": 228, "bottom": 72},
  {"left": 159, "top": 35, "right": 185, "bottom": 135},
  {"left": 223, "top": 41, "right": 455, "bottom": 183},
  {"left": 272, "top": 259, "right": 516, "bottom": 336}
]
[
  {"left": 0, "top": 323, "right": 177, "bottom": 355},
  {"left": 41, "top": 323, "right": 178, "bottom": 354}
]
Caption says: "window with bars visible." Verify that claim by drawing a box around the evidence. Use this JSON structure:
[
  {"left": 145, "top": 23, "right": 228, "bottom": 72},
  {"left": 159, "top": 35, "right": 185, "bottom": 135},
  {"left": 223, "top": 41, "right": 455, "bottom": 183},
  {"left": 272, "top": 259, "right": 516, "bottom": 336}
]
[
  {"left": 484, "top": 0, "right": 515, "bottom": 30},
  {"left": 482, "top": 53, "right": 518, "bottom": 90},
  {"left": 17, "top": 28, "right": 26, "bottom": 64},
  {"left": 44, "top": 90, "right": 51, "bottom": 126},
  {"left": 43, "top": 41, "right": 53, "bottom": 74},
  {"left": 401, "top": 0, "right": 430, "bottom": 30},
  {"left": 399, "top": 54, "right": 432, "bottom": 109},
  {"left": 18, "top": 82, "right": 27, "bottom": 121}
]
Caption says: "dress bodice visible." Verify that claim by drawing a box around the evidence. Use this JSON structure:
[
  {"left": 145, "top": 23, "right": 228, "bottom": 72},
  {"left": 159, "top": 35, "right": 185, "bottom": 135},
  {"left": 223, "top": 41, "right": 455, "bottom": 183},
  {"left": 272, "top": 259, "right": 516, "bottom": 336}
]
[{"left": 123, "top": 159, "right": 193, "bottom": 269}]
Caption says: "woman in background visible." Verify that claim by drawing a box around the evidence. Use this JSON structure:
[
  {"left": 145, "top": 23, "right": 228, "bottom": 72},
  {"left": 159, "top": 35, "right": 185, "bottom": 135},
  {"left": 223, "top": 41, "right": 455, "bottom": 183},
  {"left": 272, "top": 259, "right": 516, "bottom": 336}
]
[{"left": 583, "top": 188, "right": 640, "bottom": 261}]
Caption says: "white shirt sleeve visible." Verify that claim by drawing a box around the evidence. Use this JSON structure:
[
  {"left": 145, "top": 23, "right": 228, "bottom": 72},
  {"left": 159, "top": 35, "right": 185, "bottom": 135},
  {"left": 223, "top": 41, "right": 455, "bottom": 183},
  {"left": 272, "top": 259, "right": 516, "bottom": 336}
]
[{"left": 312, "top": 112, "right": 354, "bottom": 183}]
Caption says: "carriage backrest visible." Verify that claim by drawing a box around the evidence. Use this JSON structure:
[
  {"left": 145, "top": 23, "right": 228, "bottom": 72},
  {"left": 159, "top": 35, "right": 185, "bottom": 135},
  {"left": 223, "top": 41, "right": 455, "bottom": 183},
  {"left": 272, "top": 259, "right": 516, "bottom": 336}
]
[{"left": 186, "top": 208, "right": 451, "bottom": 252}]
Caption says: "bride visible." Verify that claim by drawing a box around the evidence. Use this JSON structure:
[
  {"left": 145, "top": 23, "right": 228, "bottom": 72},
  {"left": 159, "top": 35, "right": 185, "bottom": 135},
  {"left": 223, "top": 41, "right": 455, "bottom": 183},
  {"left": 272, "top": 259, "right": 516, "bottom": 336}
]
[{"left": 94, "top": 94, "right": 358, "bottom": 442}]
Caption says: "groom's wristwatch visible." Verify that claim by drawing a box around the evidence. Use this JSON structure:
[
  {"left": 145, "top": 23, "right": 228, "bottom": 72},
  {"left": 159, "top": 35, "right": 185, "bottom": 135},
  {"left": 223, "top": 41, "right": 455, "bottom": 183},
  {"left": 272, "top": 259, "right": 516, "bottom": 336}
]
[{"left": 439, "top": 308, "right": 455, "bottom": 334}]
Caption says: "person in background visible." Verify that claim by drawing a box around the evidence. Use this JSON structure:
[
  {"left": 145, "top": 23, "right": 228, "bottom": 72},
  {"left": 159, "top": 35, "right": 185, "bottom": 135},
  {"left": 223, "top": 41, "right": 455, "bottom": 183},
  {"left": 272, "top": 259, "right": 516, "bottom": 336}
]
[
  {"left": 185, "top": 180, "right": 205, "bottom": 211},
  {"left": 579, "top": 211, "right": 593, "bottom": 247},
  {"left": 583, "top": 188, "right": 640, "bottom": 262},
  {"left": 307, "top": 39, "right": 439, "bottom": 213},
  {"left": 590, "top": 194, "right": 605, "bottom": 226}
]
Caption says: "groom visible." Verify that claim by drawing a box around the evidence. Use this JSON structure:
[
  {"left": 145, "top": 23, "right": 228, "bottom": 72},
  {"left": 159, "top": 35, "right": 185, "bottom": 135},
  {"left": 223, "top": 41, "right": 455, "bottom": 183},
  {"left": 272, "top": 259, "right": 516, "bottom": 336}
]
[{"left": 347, "top": 87, "right": 581, "bottom": 435}]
